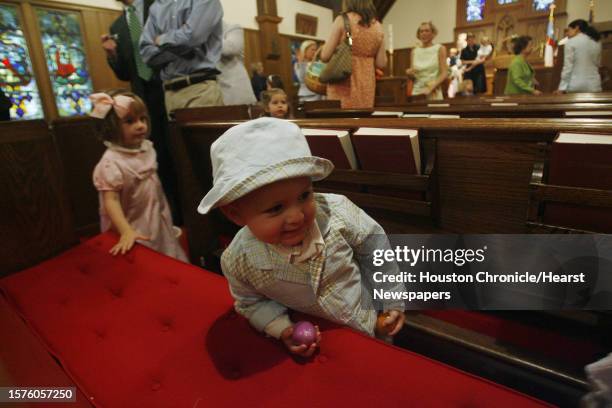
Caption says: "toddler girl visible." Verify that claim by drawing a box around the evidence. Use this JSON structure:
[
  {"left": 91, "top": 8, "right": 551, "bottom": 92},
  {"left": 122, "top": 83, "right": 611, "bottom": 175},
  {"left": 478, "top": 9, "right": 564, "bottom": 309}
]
[
  {"left": 261, "top": 88, "right": 290, "bottom": 119},
  {"left": 90, "top": 89, "right": 188, "bottom": 261}
]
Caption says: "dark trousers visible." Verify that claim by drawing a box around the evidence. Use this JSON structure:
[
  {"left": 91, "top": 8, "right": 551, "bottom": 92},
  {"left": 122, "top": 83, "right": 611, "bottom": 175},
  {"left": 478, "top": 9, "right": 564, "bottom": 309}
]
[
  {"left": 143, "top": 79, "right": 182, "bottom": 225},
  {"left": 465, "top": 67, "right": 487, "bottom": 94}
]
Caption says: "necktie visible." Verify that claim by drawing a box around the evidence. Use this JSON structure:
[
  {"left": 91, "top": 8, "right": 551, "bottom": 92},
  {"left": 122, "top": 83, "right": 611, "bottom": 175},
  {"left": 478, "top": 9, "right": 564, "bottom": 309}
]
[{"left": 127, "top": 5, "right": 153, "bottom": 81}]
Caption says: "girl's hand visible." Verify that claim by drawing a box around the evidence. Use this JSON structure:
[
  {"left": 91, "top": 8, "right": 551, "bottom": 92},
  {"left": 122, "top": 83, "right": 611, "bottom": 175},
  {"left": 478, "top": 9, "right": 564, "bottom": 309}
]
[
  {"left": 280, "top": 325, "right": 321, "bottom": 357},
  {"left": 405, "top": 68, "right": 416, "bottom": 78},
  {"left": 380, "top": 310, "right": 406, "bottom": 336},
  {"left": 110, "top": 228, "right": 150, "bottom": 255}
]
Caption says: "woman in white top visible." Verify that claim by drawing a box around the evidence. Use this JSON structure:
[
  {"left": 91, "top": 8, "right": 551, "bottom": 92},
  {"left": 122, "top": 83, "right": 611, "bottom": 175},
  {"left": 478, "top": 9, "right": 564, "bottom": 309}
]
[
  {"left": 405, "top": 21, "right": 448, "bottom": 100},
  {"left": 556, "top": 19, "right": 602, "bottom": 94},
  {"left": 294, "top": 40, "right": 322, "bottom": 102}
]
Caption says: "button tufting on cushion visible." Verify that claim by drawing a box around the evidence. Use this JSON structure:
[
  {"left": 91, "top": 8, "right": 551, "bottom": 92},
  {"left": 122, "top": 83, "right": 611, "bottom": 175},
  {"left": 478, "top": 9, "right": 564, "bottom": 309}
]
[{"left": 0, "top": 232, "right": 552, "bottom": 408}]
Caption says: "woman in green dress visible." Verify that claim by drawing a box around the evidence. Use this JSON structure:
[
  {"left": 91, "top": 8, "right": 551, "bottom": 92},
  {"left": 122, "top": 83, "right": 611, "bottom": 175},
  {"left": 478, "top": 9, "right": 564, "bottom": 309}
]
[{"left": 504, "top": 36, "right": 542, "bottom": 96}]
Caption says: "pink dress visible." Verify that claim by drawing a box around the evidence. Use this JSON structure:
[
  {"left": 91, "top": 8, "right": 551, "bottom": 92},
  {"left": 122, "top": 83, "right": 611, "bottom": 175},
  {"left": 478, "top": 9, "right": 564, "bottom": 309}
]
[
  {"left": 93, "top": 140, "right": 188, "bottom": 262},
  {"left": 326, "top": 13, "right": 384, "bottom": 109}
]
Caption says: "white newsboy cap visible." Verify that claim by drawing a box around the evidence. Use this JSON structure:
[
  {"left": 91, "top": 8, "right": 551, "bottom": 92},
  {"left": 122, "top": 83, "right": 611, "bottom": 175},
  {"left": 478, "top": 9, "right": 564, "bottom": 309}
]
[{"left": 197, "top": 117, "right": 334, "bottom": 214}]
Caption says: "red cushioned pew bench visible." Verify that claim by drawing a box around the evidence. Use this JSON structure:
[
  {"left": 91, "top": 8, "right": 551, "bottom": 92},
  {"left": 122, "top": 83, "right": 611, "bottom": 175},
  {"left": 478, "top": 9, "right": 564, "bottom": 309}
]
[{"left": 0, "top": 233, "right": 553, "bottom": 408}]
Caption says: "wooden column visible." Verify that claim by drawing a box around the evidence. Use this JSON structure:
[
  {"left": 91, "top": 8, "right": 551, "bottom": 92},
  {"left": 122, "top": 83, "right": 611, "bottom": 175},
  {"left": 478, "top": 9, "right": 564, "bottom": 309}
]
[{"left": 256, "top": 0, "right": 282, "bottom": 74}]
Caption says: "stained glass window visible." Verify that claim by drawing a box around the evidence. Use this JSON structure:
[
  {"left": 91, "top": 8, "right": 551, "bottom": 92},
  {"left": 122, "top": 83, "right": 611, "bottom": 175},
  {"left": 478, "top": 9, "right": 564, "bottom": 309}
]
[
  {"left": 466, "top": 0, "right": 485, "bottom": 22},
  {"left": 36, "top": 8, "right": 92, "bottom": 117},
  {"left": 533, "top": 0, "right": 554, "bottom": 11},
  {"left": 0, "top": 4, "right": 43, "bottom": 120},
  {"left": 498, "top": 0, "right": 518, "bottom": 4}
]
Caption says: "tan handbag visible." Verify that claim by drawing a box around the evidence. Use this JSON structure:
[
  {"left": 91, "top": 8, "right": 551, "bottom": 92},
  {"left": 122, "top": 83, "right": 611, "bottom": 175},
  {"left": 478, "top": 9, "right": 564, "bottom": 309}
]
[{"left": 319, "top": 14, "right": 352, "bottom": 83}]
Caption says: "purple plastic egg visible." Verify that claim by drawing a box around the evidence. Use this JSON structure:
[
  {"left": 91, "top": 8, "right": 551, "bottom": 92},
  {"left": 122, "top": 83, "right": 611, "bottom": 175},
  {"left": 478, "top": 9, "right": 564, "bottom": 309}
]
[{"left": 292, "top": 321, "right": 316, "bottom": 346}]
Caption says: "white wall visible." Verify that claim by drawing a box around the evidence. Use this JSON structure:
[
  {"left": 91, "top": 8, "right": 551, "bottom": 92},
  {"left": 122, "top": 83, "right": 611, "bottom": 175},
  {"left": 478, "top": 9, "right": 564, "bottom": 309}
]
[
  {"left": 566, "top": 0, "right": 612, "bottom": 24},
  {"left": 50, "top": 0, "right": 261, "bottom": 27},
  {"left": 277, "top": 0, "right": 333, "bottom": 40},
  {"left": 220, "top": 0, "right": 259, "bottom": 30},
  {"left": 57, "top": 0, "right": 333, "bottom": 39},
  {"left": 221, "top": 0, "right": 334, "bottom": 39},
  {"left": 383, "top": 0, "right": 457, "bottom": 49}
]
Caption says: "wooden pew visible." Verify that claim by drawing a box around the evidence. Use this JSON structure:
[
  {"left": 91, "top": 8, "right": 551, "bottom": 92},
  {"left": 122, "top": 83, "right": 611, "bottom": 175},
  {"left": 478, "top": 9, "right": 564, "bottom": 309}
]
[
  {"left": 305, "top": 103, "right": 612, "bottom": 119},
  {"left": 527, "top": 140, "right": 612, "bottom": 234},
  {"left": 0, "top": 120, "right": 76, "bottom": 276},
  {"left": 172, "top": 104, "right": 252, "bottom": 122},
  {"left": 405, "top": 92, "right": 612, "bottom": 106},
  {"left": 51, "top": 117, "right": 106, "bottom": 238},
  {"left": 171, "top": 116, "right": 612, "bottom": 263}
]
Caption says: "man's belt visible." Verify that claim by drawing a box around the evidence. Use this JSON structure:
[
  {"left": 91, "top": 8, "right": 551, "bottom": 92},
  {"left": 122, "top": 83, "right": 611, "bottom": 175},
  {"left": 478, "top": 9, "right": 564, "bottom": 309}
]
[{"left": 163, "top": 69, "right": 219, "bottom": 92}]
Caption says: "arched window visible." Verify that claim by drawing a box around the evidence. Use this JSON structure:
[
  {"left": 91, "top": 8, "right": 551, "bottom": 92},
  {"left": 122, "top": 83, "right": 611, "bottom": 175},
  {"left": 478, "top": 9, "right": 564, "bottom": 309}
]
[
  {"left": 36, "top": 8, "right": 93, "bottom": 117},
  {"left": 466, "top": 0, "right": 485, "bottom": 22},
  {"left": 533, "top": 0, "right": 554, "bottom": 11},
  {"left": 0, "top": 4, "right": 44, "bottom": 120}
]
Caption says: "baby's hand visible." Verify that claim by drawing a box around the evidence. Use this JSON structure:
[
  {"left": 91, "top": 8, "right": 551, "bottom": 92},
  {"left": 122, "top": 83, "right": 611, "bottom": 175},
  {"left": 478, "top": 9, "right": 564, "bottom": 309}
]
[
  {"left": 280, "top": 325, "right": 321, "bottom": 358},
  {"left": 379, "top": 310, "right": 406, "bottom": 336},
  {"left": 110, "top": 229, "right": 150, "bottom": 256}
]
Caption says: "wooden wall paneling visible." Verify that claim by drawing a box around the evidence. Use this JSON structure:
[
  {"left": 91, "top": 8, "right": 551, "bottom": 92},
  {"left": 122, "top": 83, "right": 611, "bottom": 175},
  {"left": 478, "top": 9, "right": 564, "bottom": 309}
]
[
  {"left": 243, "top": 28, "right": 262, "bottom": 84},
  {"left": 595, "top": 23, "right": 612, "bottom": 91},
  {"left": 0, "top": 120, "right": 76, "bottom": 276},
  {"left": 256, "top": 15, "right": 283, "bottom": 69},
  {"left": 278, "top": 35, "right": 297, "bottom": 102},
  {"left": 391, "top": 48, "right": 410, "bottom": 77},
  {"left": 82, "top": 8, "right": 128, "bottom": 91}
]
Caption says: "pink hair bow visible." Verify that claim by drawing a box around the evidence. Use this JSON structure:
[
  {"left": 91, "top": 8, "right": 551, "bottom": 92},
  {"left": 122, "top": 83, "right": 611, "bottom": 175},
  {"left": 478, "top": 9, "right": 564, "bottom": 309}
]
[{"left": 89, "top": 93, "right": 135, "bottom": 119}]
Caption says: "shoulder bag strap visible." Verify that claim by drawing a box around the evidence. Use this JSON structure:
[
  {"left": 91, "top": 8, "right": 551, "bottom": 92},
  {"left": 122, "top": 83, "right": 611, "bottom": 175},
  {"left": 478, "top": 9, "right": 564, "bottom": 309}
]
[{"left": 342, "top": 13, "right": 353, "bottom": 46}]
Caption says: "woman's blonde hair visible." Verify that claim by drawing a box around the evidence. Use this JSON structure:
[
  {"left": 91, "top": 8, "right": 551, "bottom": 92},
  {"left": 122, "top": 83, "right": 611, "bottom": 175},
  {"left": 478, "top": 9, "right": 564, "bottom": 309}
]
[
  {"left": 300, "top": 40, "right": 317, "bottom": 56},
  {"left": 416, "top": 21, "right": 438, "bottom": 39},
  {"left": 92, "top": 89, "right": 149, "bottom": 143}
]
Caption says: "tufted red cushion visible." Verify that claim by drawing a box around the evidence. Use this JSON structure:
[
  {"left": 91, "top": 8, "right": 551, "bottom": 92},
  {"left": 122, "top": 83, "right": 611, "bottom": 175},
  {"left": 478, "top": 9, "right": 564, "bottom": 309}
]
[{"left": 1, "top": 233, "right": 551, "bottom": 407}]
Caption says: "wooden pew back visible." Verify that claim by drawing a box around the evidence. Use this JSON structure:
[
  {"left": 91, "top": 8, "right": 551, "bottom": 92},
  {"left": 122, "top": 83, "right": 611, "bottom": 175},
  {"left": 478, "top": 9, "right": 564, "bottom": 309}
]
[
  {"left": 305, "top": 103, "right": 612, "bottom": 119},
  {"left": 171, "top": 117, "right": 612, "bottom": 268},
  {"left": 0, "top": 120, "right": 76, "bottom": 276},
  {"left": 51, "top": 117, "right": 105, "bottom": 238}
]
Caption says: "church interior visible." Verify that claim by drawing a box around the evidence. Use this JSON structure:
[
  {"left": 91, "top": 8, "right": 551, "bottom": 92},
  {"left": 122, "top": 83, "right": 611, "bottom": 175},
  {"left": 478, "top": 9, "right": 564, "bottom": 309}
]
[{"left": 1, "top": 0, "right": 612, "bottom": 407}]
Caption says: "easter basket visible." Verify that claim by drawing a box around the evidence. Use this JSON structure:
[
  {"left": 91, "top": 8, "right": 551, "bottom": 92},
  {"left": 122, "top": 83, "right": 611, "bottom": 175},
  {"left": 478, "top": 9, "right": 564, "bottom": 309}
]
[{"left": 305, "top": 59, "right": 328, "bottom": 95}]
